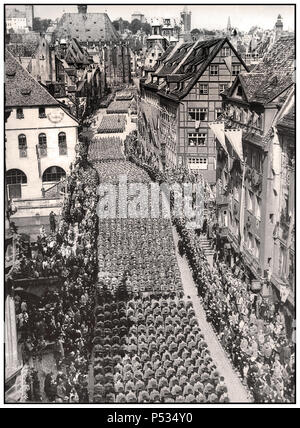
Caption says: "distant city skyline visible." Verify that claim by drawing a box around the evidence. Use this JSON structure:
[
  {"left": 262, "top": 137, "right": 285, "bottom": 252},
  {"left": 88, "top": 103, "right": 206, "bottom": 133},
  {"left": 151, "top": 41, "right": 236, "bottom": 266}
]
[{"left": 5, "top": 4, "right": 295, "bottom": 32}]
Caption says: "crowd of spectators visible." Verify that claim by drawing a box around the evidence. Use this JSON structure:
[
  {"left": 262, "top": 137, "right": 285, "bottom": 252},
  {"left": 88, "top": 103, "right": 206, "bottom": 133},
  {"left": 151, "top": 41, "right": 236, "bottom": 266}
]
[
  {"left": 13, "top": 142, "right": 99, "bottom": 403},
  {"left": 174, "top": 217, "right": 295, "bottom": 403}
]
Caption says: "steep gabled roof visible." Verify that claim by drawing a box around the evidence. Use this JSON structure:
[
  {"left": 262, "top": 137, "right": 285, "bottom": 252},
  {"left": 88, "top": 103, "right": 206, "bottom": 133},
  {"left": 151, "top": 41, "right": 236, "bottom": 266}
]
[
  {"left": 156, "top": 41, "right": 195, "bottom": 76},
  {"left": 5, "top": 50, "right": 59, "bottom": 107},
  {"left": 178, "top": 38, "right": 249, "bottom": 99},
  {"left": 230, "top": 36, "right": 295, "bottom": 105},
  {"left": 64, "top": 38, "right": 91, "bottom": 66},
  {"left": 53, "top": 12, "right": 119, "bottom": 43},
  {"left": 153, "top": 37, "right": 248, "bottom": 101}
]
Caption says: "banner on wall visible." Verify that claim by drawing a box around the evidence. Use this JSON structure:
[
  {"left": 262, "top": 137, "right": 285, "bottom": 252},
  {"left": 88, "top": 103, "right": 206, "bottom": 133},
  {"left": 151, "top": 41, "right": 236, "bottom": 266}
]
[
  {"left": 225, "top": 128, "right": 243, "bottom": 162},
  {"left": 209, "top": 122, "right": 228, "bottom": 155}
]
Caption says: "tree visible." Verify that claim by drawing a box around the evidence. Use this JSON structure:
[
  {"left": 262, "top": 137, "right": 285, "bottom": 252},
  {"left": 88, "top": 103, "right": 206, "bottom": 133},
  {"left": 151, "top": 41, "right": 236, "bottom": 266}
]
[
  {"left": 112, "top": 20, "right": 119, "bottom": 31},
  {"left": 141, "top": 22, "right": 151, "bottom": 35},
  {"left": 113, "top": 19, "right": 130, "bottom": 33},
  {"left": 130, "top": 18, "right": 142, "bottom": 34},
  {"left": 191, "top": 28, "right": 201, "bottom": 41},
  {"left": 33, "top": 17, "right": 51, "bottom": 33}
]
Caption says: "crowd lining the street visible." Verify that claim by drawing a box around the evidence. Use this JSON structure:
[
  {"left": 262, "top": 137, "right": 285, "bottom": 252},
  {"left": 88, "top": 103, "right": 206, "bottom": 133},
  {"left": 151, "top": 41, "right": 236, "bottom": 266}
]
[
  {"left": 10, "top": 130, "right": 295, "bottom": 404},
  {"left": 175, "top": 217, "right": 295, "bottom": 403},
  {"left": 13, "top": 142, "right": 99, "bottom": 402}
]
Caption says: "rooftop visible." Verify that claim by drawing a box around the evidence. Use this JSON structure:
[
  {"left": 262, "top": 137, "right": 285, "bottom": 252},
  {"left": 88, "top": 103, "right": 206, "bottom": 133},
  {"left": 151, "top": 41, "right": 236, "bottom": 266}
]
[
  {"left": 5, "top": 50, "right": 59, "bottom": 107},
  {"left": 238, "top": 36, "right": 295, "bottom": 104},
  {"left": 145, "top": 37, "right": 247, "bottom": 100},
  {"left": 52, "top": 12, "right": 119, "bottom": 43}
]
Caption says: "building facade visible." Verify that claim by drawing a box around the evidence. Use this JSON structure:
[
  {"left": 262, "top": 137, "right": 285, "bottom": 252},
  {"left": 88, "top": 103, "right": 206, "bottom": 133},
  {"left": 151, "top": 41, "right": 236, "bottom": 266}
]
[
  {"left": 7, "top": 33, "right": 56, "bottom": 85},
  {"left": 213, "top": 36, "right": 295, "bottom": 315},
  {"left": 140, "top": 38, "right": 248, "bottom": 185},
  {"left": 6, "top": 8, "right": 28, "bottom": 33},
  {"left": 5, "top": 50, "right": 79, "bottom": 202}
]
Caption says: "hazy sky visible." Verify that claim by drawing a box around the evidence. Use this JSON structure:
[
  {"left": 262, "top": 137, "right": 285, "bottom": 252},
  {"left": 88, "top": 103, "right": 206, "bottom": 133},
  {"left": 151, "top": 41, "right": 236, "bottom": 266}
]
[{"left": 5, "top": 3, "right": 295, "bottom": 32}]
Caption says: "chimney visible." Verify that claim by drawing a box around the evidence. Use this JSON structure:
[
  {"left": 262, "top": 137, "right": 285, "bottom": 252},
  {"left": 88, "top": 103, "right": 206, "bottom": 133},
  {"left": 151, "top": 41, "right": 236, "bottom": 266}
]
[{"left": 77, "top": 5, "right": 87, "bottom": 14}]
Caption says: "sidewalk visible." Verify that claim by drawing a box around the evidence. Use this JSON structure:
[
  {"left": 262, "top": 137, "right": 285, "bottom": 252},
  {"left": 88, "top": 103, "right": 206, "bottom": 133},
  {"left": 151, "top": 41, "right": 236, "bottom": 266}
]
[{"left": 172, "top": 227, "right": 250, "bottom": 404}]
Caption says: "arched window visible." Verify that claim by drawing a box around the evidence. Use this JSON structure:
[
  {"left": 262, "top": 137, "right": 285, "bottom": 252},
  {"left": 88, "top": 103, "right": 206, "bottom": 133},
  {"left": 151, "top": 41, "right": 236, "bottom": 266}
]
[
  {"left": 58, "top": 132, "right": 67, "bottom": 155},
  {"left": 6, "top": 169, "right": 27, "bottom": 184},
  {"left": 42, "top": 166, "right": 66, "bottom": 182},
  {"left": 18, "top": 134, "right": 27, "bottom": 157},
  {"left": 38, "top": 133, "right": 47, "bottom": 157}
]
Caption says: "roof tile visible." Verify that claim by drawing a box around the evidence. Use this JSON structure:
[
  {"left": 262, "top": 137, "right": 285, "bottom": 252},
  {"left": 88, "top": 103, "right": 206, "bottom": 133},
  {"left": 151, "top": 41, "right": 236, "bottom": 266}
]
[{"left": 5, "top": 50, "right": 59, "bottom": 107}]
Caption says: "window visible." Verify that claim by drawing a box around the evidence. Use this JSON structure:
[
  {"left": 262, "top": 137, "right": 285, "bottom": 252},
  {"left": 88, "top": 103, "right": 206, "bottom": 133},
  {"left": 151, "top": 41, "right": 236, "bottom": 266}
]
[
  {"left": 248, "top": 232, "right": 254, "bottom": 251},
  {"left": 210, "top": 65, "right": 219, "bottom": 76},
  {"left": 42, "top": 166, "right": 66, "bottom": 182},
  {"left": 6, "top": 169, "right": 27, "bottom": 184},
  {"left": 221, "top": 47, "right": 231, "bottom": 56},
  {"left": 188, "top": 157, "right": 208, "bottom": 170},
  {"left": 232, "top": 65, "right": 241, "bottom": 76},
  {"left": 58, "top": 132, "right": 67, "bottom": 155},
  {"left": 188, "top": 133, "right": 206, "bottom": 146},
  {"left": 255, "top": 239, "right": 260, "bottom": 259},
  {"left": 219, "top": 83, "right": 228, "bottom": 94},
  {"left": 39, "top": 107, "right": 46, "bottom": 118},
  {"left": 16, "top": 107, "right": 24, "bottom": 119},
  {"left": 38, "top": 133, "right": 47, "bottom": 157},
  {"left": 215, "top": 108, "right": 222, "bottom": 119},
  {"left": 18, "top": 134, "right": 27, "bottom": 157},
  {"left": 256, "top": 114, "right": 263, "bottom": 130},
  {"left": 199, "top": 84, "right": 208, "bottom": 95},
  {"left": 188, "top": 108, "right": 208, "bottom": 121},
  {"left": 256, "top": 197, "right": 261, "bottom": 220}
]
